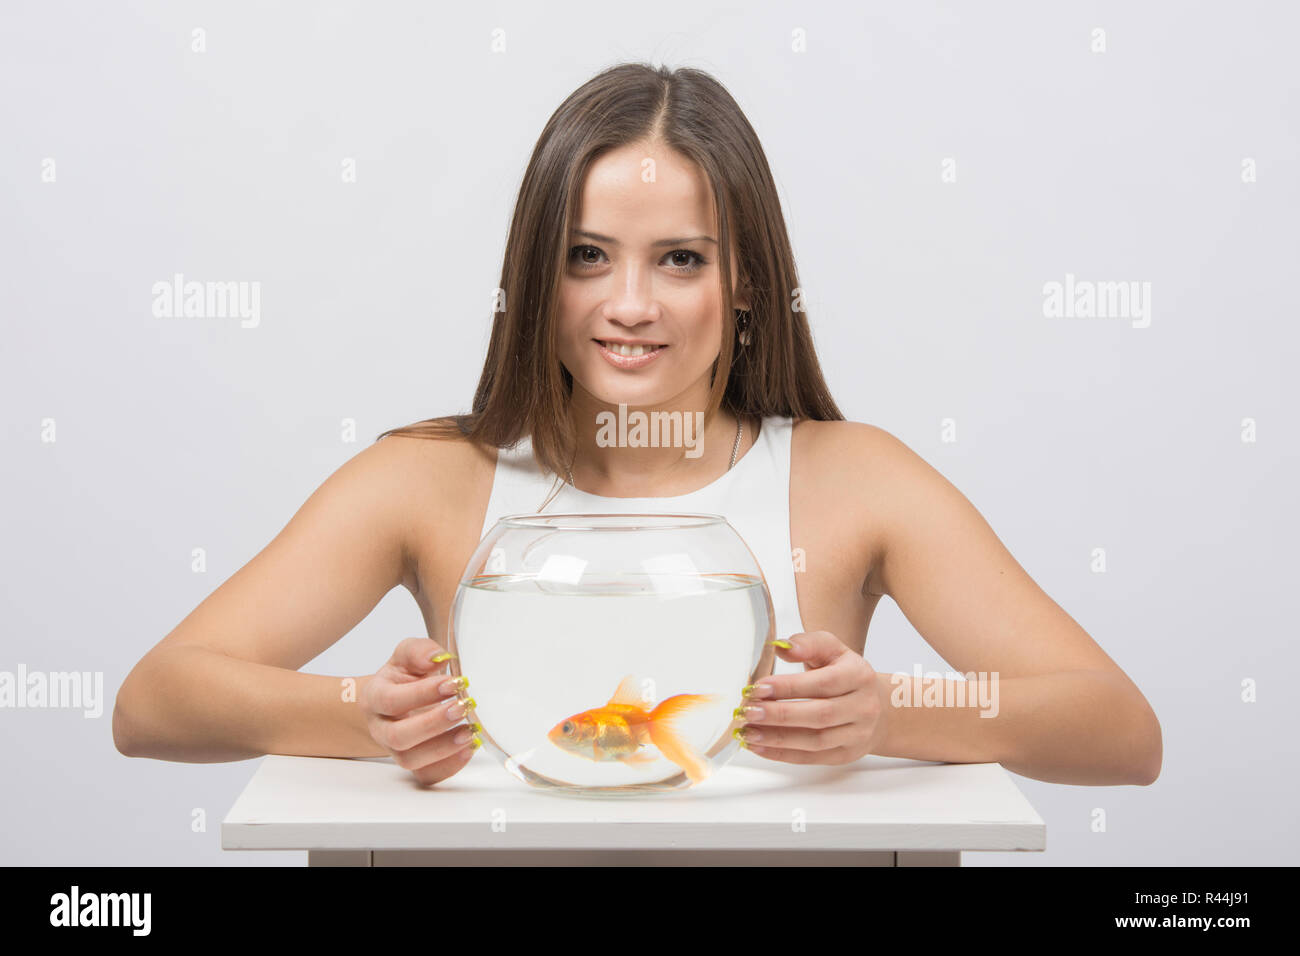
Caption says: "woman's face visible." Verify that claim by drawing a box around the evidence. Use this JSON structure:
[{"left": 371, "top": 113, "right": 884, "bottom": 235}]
[{"left": 556, "top": 140, "right": 746, "bottom": 411}]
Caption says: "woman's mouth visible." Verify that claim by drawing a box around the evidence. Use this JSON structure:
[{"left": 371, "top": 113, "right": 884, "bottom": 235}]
[{"left": 594, "top": 339, "right": 668, "bottom": 369}]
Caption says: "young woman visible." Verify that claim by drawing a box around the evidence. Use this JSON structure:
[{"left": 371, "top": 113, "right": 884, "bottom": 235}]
[{"left": 114, "top": 63, "right": 1161, "bottom": 788}]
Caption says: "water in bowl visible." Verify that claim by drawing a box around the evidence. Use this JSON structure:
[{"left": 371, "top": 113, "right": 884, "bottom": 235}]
[{"left": 450, "top": 569, "right": 772, "bottom": 794}]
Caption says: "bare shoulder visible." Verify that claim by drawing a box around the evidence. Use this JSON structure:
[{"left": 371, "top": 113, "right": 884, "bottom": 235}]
[
  {"left": 789, "top": 418, "right": 949, "bottom": 595},
  {"left": 799, "top": 419, "right": 1026, "bottom": 597},
  {"left": 796, "top": 417, "right": 974, "bottom": 523},
  {"left": 373, "top": 428, "right": 497, "bottom": 500},
  {"left": 369, "top": 427, "right": 499, "bottom": 595},
  {"left": 789, "top": 417, "right": 922, "bottom": 481},
  {"left": 369, "top": 429, "right": 498, "bottom": 533}
]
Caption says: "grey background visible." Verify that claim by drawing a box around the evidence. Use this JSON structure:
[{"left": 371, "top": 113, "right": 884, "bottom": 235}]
[{"left": 1, "top": 0, "right": 1296, "bottom": 865}]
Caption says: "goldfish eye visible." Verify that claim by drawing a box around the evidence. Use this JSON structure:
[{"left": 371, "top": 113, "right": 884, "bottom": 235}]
[{"left": 562, "top": 722, "right": 573, "bottom": 734}]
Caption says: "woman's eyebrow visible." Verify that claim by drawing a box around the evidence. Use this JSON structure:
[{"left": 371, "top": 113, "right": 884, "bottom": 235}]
[{"left": 572, "top": 229, "right": 717, "bottom": 247}]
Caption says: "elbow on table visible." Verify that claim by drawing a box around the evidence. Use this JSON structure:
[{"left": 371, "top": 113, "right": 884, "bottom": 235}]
[
  {"left": 112, "top": 687, "right": 145, "bottom": 758},
  {"left": 112, "top": 661, "right": 162, "bottom": 759},
  {"left": 1131, "top": 705, "right": 1163, "bottom": 787}
]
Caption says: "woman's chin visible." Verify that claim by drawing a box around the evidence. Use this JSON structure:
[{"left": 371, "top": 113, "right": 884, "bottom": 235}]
[
  {"left": 573, "top": 375, "right": 674, "bottom": 410},
  {"left": 585, "top": 391, "right": 671, "bottom": 412}
]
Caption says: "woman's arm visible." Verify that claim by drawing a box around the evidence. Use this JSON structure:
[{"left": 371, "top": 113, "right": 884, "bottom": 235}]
[
  {"left": 113, "top": 436, "right": 426, "bottom": 762},
  {"left": 857, "top": 425, "right": 1162, "bottom": 786},
  {"left": 113, "top": 647, "right": 386, "bottom": 762}
]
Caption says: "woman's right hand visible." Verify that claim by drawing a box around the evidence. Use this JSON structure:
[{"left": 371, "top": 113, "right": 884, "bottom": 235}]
[{"left": 362, "top": 637, "right": 477, "bottom": 785}]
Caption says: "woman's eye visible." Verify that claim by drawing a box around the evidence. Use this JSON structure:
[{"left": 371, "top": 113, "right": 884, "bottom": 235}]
[
  {"left": 567, "top": 245, "right": 707, "bottom": 274},
  {"left": 665, "top": 250, "right": 706, "bottom": 273},
  {"left": 570, "top": 245, "right": 604, "bottom": 268}
]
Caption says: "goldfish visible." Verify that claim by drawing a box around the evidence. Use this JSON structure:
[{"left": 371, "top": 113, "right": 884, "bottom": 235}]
[{"left": 547, "top": 675, "right": 723, "bottom": 783}]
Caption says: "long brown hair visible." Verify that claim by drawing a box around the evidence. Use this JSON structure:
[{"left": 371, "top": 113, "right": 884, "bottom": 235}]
[{"left": 376, "top": 61, "right": 843, "bottom": 477}]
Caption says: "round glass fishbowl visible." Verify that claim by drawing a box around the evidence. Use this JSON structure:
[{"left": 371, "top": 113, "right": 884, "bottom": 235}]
[{"left": 446, "top": 513, "right": 777, "bottom": 796}]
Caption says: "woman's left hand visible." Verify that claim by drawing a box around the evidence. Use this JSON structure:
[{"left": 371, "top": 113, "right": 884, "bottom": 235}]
[{"left": 737, "top": 631, "right": 889, "bottom": 765}]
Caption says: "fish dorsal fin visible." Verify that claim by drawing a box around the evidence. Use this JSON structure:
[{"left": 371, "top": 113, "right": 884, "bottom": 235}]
[{"left": 606, "top": 674, "right": 646, "bottom": 708}]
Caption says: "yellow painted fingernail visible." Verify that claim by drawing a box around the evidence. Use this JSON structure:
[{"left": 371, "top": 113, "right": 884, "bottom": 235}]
[
  {"left": 768, "top": 639, "right": 792, "bottom": 649},
  {"left": 733, "top": 705, "right": 747, "bottom": 719},
  {"left": 429, "top": 651, "right": 457, "bottom": 663},
  {"left": 447, "top": 676, "right": 469, "bottom": 691},
  {"left": 732, "top": 728, "right": 749, "bottom": 749},
  {"left": 470, "top": 734, "right": 482, "bottom": 750},
  {"left": 742, "top": 683, "right": 759, "bottom": 697},
  {"left": 463, "top": 697, "right": 477, "bottom": 710},
  {"left": 469, "top": 722, "right": 482, "bottom": 733}
]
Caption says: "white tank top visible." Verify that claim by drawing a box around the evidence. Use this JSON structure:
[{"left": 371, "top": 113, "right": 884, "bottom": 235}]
[{"left": 475, "top": 415, "right": 808, "bottom": 676}]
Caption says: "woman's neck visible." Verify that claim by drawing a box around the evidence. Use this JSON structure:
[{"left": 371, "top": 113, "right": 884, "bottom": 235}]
[{"left": 565, "top": 395, "right": 751, "bottom": 497}]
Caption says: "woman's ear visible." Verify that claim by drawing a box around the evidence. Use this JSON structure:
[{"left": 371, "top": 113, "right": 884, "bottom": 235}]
[{"left": 734, "top": 280, "right": 752, "bottom": 313}]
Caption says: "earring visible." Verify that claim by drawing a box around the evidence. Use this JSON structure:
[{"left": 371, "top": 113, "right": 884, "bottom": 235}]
[{"left": 736, "top": 309, "right": 752, "bottom": 346}]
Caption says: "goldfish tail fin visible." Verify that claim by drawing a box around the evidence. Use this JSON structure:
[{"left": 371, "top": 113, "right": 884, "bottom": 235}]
[{"left": 647, "top": 694, "right": 724, "bottom": 784}]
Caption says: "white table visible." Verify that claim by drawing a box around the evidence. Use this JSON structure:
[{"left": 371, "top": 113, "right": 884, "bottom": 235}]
[{"left": 222, "top": 747, "right": 1045, "bottom": 866}]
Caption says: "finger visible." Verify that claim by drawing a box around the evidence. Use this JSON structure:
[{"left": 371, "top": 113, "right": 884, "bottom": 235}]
[
  {"left": 747, "top": 648, "right": 866, "bottom": 702},
  {"left": 745, "top": 742, "right": 850, "bottom": 765},
  {"left": 369, "top": 671, "right": 463, "bottom": 718},
  {"left": 741, "top": 691, "right": 851, "bottom": 730},
  {"left": 392, "top": 722, "right": 477, "bottom": 773},
  {"left": 376, "top": 693, "right": 473, "bottom": 753},
  {"left": 390, "top": 637, "right": 457, "bottom": 677},
  {"left": 409, "top": 737, "right": 478, "bottom": 786},
  {"left": 771, "top": 631, "right": 851, "bottom": 669},
  {"left": 739, "top": 720, "right": 860, "bottom": 751}
]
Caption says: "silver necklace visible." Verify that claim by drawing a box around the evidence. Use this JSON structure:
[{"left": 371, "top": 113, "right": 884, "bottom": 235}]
[{"left": 565, "top": 416, "right": 745, "bottom": 490}]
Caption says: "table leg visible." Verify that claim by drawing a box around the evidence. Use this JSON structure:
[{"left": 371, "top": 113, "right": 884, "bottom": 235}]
[
  {"left": 304, "top": 849, "right": 961, "bottom": 866},
  {"left": 308, "top": 850, "right": 372, "bottom": 866},
  {"left": 368, "top": 849, "right": 900, "bottom": 865},
  {"left": 896, "top": 851, "right": 961, "bottom": 866}
]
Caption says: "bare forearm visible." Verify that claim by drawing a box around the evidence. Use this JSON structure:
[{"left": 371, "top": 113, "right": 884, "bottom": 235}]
[
  {"left": 872, "top": 668, "right": 1161, "bottom": 786},
  {"left": 114, "top": 644, "right": 387, "bottom": 762}
]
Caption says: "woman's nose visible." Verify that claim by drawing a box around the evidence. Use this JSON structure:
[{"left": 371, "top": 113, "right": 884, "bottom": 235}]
[{"left": 603, "top": 263, "right": 659, "bottom": 323}]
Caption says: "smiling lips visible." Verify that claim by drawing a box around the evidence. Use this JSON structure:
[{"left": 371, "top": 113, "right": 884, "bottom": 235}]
[{"left": 594, "top": 339, "right": 668, "bottom": 369}]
